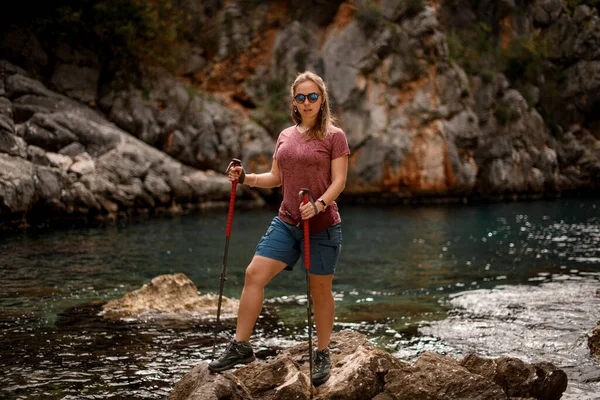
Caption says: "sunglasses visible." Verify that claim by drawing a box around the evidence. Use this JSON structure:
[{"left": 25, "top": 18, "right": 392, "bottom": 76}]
[{"left": 293, "top": 92, "right": 320, "bottom": 104}]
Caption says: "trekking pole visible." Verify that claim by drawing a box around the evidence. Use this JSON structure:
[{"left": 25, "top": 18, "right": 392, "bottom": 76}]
[
  {"left": 301, "top": 188, "right": 314, "bottom": 397},
  {"left": 212, "top": 158, "right": 241, "bottom": 360}
]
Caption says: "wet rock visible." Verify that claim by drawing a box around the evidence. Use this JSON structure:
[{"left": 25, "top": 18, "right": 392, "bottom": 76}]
[
  {"left": 384, "top": 351, "right": 507, "bottom": 400},
  {"left": 170, "top": 363, "right": 253, "bottom": 400},
  {"left": 461, "top": 354, "right": 567, "bottom": 400},
  {"left": 169, "top": 330, "right": 566, "bottom": 400},
  {"left": 102, "top": 273, "right": 239, "bottom": 321},
  {"left": 587, "top": 323, "right": 600, "bottom": 360},
  {"left": 419, "top": 278, "right": 600, "bottom": 399}
]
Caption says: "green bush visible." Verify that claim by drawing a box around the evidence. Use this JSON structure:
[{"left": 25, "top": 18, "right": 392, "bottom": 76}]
[
  {"left": 356, "top": 1, "right": 384, "bottom": 36},
  {"left": 565, "top": 0, "right": 600, "bottom": 13},
  {"left": 501, "top": 33, "right": 550, "bottom": 84},
  {"left": 495, "top": 104, "right": 514, "bottom": 126},
  {"left": 17, "top": 0, "right": 193, "bottom": 74},
  {"left": 447, "top": 23, "right": 502, "bottom": 77},
  {"left": 404, "top": 0, "right": 426, "bottom": 17}
]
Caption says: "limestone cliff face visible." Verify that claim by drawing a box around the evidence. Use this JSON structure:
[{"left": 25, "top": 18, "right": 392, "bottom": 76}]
[{"left": 1, "top": 0, "right": 599, "bottom": 226}]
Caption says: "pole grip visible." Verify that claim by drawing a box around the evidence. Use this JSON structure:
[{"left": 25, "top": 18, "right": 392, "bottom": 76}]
[{"left": 225, "top": 158, "right": 241, "bottom": 238}]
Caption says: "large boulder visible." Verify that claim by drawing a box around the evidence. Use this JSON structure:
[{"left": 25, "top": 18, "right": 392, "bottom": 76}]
[{"left": 169, "top": 330, "right": 567, "bottom": 400}]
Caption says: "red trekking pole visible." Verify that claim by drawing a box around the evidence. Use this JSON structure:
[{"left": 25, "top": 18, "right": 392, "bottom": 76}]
[
  {"left": 212, "top": 158, "right": 241, "bottom": 360},
  {"left": 301, "top": 188, "right": 314, "bottom": 395}
]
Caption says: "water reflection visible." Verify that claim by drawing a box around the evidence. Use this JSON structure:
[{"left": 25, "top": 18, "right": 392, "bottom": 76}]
[{"left": 0, "top": 198, "right": 598, "bottom": 399}]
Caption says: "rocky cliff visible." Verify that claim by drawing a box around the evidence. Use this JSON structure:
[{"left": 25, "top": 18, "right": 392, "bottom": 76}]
[{"left": 1, "top": 0, "right": 599, "bottom": 228}]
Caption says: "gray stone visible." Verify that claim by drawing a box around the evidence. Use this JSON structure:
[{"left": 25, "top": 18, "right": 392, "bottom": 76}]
[
  {"left": 323, "top": 21, "right": 370, "bottom": 106},
  {"left": 0, "top": 131, "right": 27, "bottom": 158},
  {"left": 532, "top": 0, "right": 563, "bottom": 25},
  {"left": 59, "top": 142, "right": 86, "bottom": 157},
  {"left": 46, "top": 152, "right": 73, "bottom": 171},
  {"left": 0, "top": 153, "right": 37, "bottom": 212},
  {"left": 69, "top": 158, "right": 95, "bottom": 176},
  {"left": 50, "top": 63, "right": 99, "bottom": 103}
]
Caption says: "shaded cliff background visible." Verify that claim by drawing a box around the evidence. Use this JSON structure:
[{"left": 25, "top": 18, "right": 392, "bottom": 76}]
[{"left": 1, "top": 0, "right": 599, "bottom": 229}]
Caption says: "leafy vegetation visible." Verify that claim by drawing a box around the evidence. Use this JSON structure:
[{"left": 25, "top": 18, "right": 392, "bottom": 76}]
[
  {"left": 5, "top": 0, "right": 194, "bottom": 77},
  {"left": 356, "top": 1, "right": 385, "bottom": 36},
  {"left": 565, "top": 0, "right": 600, "bottom": 13},
  {"left": 447, "top": 23, "right": 503, "bottom": 76},
  {"left": 250, "top": 76, "right": 290, "bottom": 136},
  {"left": 404, "top": 0, "right": 426, "bottom": 17}
]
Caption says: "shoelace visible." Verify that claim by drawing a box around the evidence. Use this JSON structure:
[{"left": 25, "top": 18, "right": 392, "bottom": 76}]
[
  {"left": 224, "top": 341, "right": 240, "bottom": 355},
  {"left": 314, "top": 350, "right": 326, "bottom": 368}
]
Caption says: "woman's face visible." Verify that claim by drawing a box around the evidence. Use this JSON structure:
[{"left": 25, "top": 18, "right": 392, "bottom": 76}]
[{"left": 293, "top": 80, "right": 323, "bottom": 122}]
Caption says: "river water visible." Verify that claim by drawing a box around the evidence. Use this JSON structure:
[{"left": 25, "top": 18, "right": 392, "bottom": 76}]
[{"left": 0, "top": 198, "right": 599, "bottom": 399}]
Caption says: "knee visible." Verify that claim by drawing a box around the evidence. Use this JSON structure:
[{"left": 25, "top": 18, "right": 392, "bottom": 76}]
[
  {"left": 244, "top": 263, "right": 266, "bottom": 287},
  {"left": 310, "top": 286, "right": 333, "bottom": 303}
]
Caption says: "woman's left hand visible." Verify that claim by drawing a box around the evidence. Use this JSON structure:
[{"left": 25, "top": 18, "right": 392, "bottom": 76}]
[{"left": 299, "top": 196, "right": 320, "bottom": 219}]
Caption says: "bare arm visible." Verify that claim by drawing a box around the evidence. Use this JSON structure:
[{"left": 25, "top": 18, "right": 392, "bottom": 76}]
[
  {"left": 320, "top": 155, "right": 348, "bottom": 207},
  {"left": 229, "top": 159, "right": 282, "bottom": 188}
]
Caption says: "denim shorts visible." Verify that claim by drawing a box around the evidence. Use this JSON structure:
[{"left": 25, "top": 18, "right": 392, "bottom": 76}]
[{"left": 255, "top": 217, "right": 342, "bottom": 275}]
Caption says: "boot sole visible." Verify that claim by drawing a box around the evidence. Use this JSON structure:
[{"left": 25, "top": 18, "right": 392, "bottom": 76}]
[{"left": 208, "top": 354, "right": 256, "bottom": 372}]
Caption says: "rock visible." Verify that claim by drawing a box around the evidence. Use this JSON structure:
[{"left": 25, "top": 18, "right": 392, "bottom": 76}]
[
  {"left": 0, "top": 29, "right": 48, "bottom": 79},
  {"left": 588, "top": 324, "right": 600, "bottom": 360},
  {"left": 58, "top": 142, "right": 86, "bottom": 157},
  {"left": 385, "top": 351, "right": 507, "bottom": 400},
  {"left": 0, "top": 96, "right": 15, "bottom": 133},
  {"left": 0, "top": 153, "right": 37, "bottom": 212},
  {"left": 323, "top": 21, "right": 370, "bottom": 106},
  {"left": 102, "top": 273, "right": 239, "bottom": 321},
  {"left": 50, "top": 44, "right": 100, "bottom": 103},
  {"left": 2, "top": 0, "right": 600, "bottom": 223},
  {"left": 169, "top": 363, "right": 253, "bottom": 400},
  {"left": 170, "top": 330, "right": 567, "bottom": 400},
  {"left": 533, "top": 0, "right": 563, "bottom": 26},
  {"left": 69, "top": 158, "right": 95, "bottom": 176},
  {"left": 461, "top": 354, "right": 567, "bottom": 400},
  {"left": 46, "top": 152, "right": 73, "bottom": 171},
  {"left": 0, "top": 131, "right": 27, "bottom": 158},
  {"left": 62, "top": 181, "right": 101, "bottom": 211},
  {"left": 50, "top": 62, "right": 99, "bottom": 103}
]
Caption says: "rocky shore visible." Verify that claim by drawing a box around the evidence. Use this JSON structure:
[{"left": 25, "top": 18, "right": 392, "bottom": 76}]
[
  {"left": 101, "top": 273, "right": 600, "bottom": 400},
  {"left": 2, "top": 1, "right": 600, "bottom": 230}
]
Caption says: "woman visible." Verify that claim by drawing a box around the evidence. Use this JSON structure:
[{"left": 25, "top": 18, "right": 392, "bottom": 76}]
[{"left": 209, "top": 71, "right": 350, "bottom": 387}]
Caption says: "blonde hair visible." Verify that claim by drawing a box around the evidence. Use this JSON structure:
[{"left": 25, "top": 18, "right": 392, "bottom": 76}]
[{"left": 290, "top": 71, "right": 336, "bottom": 139}]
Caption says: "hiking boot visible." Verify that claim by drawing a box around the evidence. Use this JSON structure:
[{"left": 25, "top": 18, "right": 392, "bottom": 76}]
[
  {"left": 312, "top": 347, "right": 331, "bottom": 386},
  {"left": 208, "top": 340, "right": 256, "bottom": 372}
]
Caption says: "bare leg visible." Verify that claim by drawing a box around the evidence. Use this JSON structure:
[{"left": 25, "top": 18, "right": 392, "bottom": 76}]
[
  {"left": 309, "top": 274, "right": 335, "bottom": 350},
  {"left": 235, "top": 255, "right": 287, "bottom": 341}
]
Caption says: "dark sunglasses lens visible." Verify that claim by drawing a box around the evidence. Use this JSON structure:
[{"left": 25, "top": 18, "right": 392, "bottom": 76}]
[
  {"left": 294, "top": 94, "right": 306, "bottom": 103},
  {"left": 308, "top": 93, "right": 319, "bottom": 103}
]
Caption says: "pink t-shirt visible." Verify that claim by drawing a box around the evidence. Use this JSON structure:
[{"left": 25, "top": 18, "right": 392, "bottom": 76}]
[{"left": 273, "top": 125, "right": 350, "bottom": 233}]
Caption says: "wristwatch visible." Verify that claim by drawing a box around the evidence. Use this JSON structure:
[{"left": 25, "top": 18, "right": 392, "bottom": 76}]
[{"left": 317, "top": 199, "right": 327, "bottom": 210}]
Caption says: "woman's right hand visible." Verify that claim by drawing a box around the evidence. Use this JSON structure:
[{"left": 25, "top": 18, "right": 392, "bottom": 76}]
[{"left": 228, "top": 165, "right": 245, "bottom": 183}]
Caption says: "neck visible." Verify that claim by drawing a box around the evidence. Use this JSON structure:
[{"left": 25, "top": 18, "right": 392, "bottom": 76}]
[{"left": 300, "top": 117, "right": 317, "bottom": 130}]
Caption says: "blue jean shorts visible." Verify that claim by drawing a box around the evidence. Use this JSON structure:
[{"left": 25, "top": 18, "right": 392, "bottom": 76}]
[{"left": 255, "top": 217, "right": 342, "bottom": 275}]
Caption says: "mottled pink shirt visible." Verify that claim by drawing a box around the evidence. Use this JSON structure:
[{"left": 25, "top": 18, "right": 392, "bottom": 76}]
[{"left": 273, "top": 125, "right": 350, "bottom": 233}]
